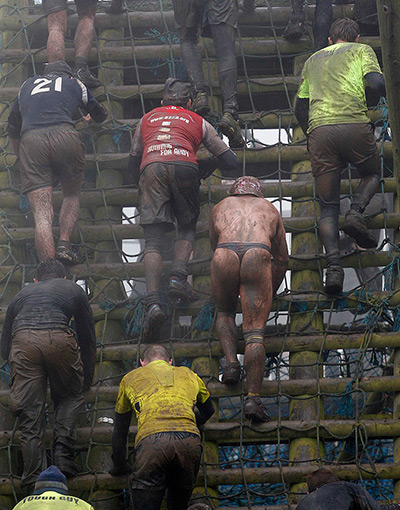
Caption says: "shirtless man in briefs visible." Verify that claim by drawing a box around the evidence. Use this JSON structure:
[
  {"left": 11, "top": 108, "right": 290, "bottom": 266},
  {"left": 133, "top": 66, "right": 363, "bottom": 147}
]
[{"left": 210, "top": 176, "right": 289, "bottom": 422}]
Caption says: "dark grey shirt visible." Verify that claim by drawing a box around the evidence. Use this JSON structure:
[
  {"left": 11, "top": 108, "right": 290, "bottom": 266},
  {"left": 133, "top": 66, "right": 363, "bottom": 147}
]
[{"left": 1, "top": 278, "right": 96, "bottom": 383}]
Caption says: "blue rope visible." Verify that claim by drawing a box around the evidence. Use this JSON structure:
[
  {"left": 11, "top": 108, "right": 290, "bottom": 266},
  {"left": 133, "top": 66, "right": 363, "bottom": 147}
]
[
  {"left": 337, "top": 381, "right": 354, "bottom": 418},
  {"left": 98, "top": 299, "right": 116, "bottom": 312},
  {"left": 19, "top": 194, "right": 30, "bottom": 212},
  {"left": 122, "top": 298, "right": 145, "bottom": 336},
  {"left": 193, "top": 299, "right": 216, "bottom": 332},
  {"left": 0, "top": 361, "right": 10, "bottom": 384}
]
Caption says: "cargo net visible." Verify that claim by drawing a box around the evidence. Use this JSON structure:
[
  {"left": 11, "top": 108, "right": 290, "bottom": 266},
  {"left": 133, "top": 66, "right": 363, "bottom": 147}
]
[{"left": 0, "top": 0, "right": 398, "bottom": 508}]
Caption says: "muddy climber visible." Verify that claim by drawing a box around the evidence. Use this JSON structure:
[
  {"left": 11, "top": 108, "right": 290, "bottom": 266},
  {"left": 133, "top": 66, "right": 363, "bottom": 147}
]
[
  {"left": 1, "top": 259, "right": 96, "bottom": 496},
  {"left": 128, "top": 77, "right": 239, "bottom": 341},
  {"left": 171, "top": 0, "right": 245, "bottom": 148},
  {"left": 283, "top": 0, "right": 378, "bottom": 51},
  {"left": 7, "top": 60, "right": 108, "bottom": 264},
  {"left": 106, "top": 0, "right": 245, "bottom": 149},
  {"left": 294, "top": 18, "right": 385, "bottom": 294},
  {"left": 296, "top": 468, "right": 400, "bottom": 510},
  {"left": 43, "top": 0, "right": 100, "bottom": 87},
  {"left": 210, "top": 176, "right": 289, "bottom": 422},
  {"left": 110, "top": 343, "right": 214, "bottom": 510}
]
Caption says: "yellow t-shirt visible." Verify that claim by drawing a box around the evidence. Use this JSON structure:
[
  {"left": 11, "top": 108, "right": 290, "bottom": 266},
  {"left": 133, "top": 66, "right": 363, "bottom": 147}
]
[
  {"left": 12, "top": 492, "right": 94, "bottom": 510},
  {"left": 297, "top": 42, "right": 382, "bottom": 133},
  {"left": 115, "top": 360, "right": 210, "bottom": 446}
]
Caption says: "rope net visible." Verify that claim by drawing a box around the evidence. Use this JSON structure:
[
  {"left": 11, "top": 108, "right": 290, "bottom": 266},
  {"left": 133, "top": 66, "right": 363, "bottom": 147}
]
[{"left": 0, "top": 0, "right": 398, "bottom": 508}]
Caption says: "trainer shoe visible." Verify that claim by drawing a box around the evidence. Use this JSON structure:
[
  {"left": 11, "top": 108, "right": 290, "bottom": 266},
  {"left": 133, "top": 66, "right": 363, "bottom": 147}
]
[
  {"left": 222, "top": 361, "right": 242, "bottom": 385},
  {"left": 342, "top": 209, "right": 378, "bottom": 249},
  {"left": 56, "top": 241, "right": 79, "bottom": 265},
  {"left": 282, "top": 15, "right": 305, "bottom": 41},
  {"left": 244, "top": 396, "right": 271, "bottom": 423},
  {"left": 168, "top": 278, "right": 200, "bottom": 303},
  {"left": 73, "top": 64, "right": 101, "bottom": 89},
  {"left": 143, "top": 304, "right": 167, "bottom": 342},
  {"left": 325, "top": 265, "right": 344, "bottom": 295},
  {"left": 192, "top": 92, "right": 210, "bottom": 116},
  {"left": 218, "top": 112, "right": 245, "bottom": 148}
]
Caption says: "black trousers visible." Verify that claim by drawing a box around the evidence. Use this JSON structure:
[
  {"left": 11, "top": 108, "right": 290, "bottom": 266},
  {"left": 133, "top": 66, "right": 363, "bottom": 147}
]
[
  {"left": 9, "top": 329, "right": 84, "bottom": 490},
  {"left": 130, "top": 432, "right": 202, "bottom": 510}
]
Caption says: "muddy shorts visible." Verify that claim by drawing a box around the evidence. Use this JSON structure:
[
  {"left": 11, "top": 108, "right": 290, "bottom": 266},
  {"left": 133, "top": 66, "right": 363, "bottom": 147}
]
[
  {"left": 139, "top": 162, "right": 200, "bottom": 228},
  {"left": 308, "top": 123, "right": 380, "bottom": 178},
  {"left": 42, "top": 0, "right": 97, "bottom": 16},
  {"left": 131, "top": 432, "right": 202, "bottom": 491},
  {"left": 172, "top": 0, "right": 238, "bottom": 39},
  {"left": 19, "top": 124, "right": 85, "bottom": 194}
]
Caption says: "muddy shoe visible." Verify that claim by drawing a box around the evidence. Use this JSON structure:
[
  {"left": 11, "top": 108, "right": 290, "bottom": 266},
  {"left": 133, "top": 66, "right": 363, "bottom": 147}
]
[
  {"left": 168, "top": 278, "right": 199, "bottom": 303},
  {"left": 56, "top": 460, "right": 80, "bottom": 478},
  {"left": 282, "top": 15, "right": 305, "bottom": 41},
  {"left": 192, "top": 92, "right": 210, "bottom": 116},
  {"left": 342, "top": 209, "right": 377, "bottom": 249},
  {"left": 222, "top": 361, "right": 242, "bottom": 385},
  {"left": 325, "top": 265, "right": 344, "bottom": 295},
  {"left": 143, "top": 304, "right": 167, "bottom": 341},
  {"left": 54, "top": 444, "right": 80, "bottom": 478},
  {"left": 244, "top": 396, "right": 271, "bottom": 423},
  {"left": 73, "top": 64, "right": 101, "bottom": 89},
  {"left": 218, "top": 112, "right": 245, "bottom": 148},
  {"left": 56, "top": 241, "right": 79, "bottom": 265}
]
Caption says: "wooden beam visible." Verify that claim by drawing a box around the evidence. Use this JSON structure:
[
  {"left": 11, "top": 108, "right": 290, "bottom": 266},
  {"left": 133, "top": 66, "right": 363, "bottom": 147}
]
[
  {"left": 1, "top": 419, "right": 400, "bottom": 448},
  {"left": 0, "top": 175, "right": 395, "bottom": 210},
  {"left": 0, "top": 142, "right": 393, "bottom": 171},
  {"left": 0, "top": 36, "right": 381, "bottom": 64},
  {"left": 1, "top": 374, "right": 400, "bottom": 405},
  {"left": 0, "top": 6, "right": 355, "bottom": 33},
  {"left": 0, "top": 462, "right": 399, "bottom": 495},
  {"left": 0, "top": 212, "right": 398, "bottom": 245}
]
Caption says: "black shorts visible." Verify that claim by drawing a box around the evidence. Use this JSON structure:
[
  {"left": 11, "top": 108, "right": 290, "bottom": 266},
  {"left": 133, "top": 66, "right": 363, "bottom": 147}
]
[
  {"left": 172, "top": 0, "right": 238, "bottom": 39},
  {"left": 19, "top": 124, "right": 85, "bottom": 194},
  {"left": 308, "top": 123, "right": 380, "bottom": 178},
  {"left": 139, "top": 162, "right": 200, "bottom": 228},
  {"left": 42, "top": 0, "right": 97, "bottom": 16},
  {"left": 131, "top": 432, "right": 201, "bottom": 492}
]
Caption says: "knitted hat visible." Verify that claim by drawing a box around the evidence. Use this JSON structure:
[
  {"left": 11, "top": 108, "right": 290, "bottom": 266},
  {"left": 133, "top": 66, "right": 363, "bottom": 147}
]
[
  {"left": 227, "top": 176, "right": 263, "bottom": 198},
  {"left": 33, "top": 465, "right": 68, "bottom": 495},
  {"left": 162, "top": 78, "right": 190, "bottom": 107},
  {"left": 43, "top": 60, "right": 73, "bottom": 77}
]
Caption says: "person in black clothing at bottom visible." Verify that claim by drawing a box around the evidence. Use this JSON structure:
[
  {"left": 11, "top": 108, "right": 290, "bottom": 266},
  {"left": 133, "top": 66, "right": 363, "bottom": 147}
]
[
  {"left": 0, "top": 259, "right": 97, "bottom": 496},
  {"left": 297, "top": 468, "right": 400, "bottom": 510},
  {"left": 7, "top": 60, "right": 108, "bottom": 264}
]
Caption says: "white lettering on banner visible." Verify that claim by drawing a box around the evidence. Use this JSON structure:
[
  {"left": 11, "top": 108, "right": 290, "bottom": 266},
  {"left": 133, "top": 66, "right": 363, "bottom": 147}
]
[
  {"left": 149, "top": 115, "right": 189, "bottom": 124},
  {"left": 162, "top": 121, "right": 171, "bottom": 126},
  {"left": 157, "top": 134, "right": 171, "bottom": 140},
  {"left": 147, "top": 143, "right": 172, "bottom": 153},
  {"left": 173, "top": 148, "right": 189, "bottom": 157},
  {"left": 160, "top": 149, "right": 173, "bottom": 156}
]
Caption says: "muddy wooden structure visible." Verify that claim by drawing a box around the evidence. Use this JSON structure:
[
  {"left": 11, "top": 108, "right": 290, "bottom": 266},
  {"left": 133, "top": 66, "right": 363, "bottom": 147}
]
[{"left": 0, "top": 0, "right": 400, "bottom": 508}]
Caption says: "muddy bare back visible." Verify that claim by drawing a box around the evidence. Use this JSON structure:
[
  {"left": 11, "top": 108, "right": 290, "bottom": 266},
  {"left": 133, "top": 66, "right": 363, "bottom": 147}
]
[{"left": 210, "top": 195, "right": 279, "bottom": 247}]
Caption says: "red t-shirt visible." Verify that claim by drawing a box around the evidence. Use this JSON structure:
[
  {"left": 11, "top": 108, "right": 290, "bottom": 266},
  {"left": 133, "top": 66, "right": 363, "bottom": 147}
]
[{"left": 138, "top": 105, "right": 204, "bottom": 169}]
